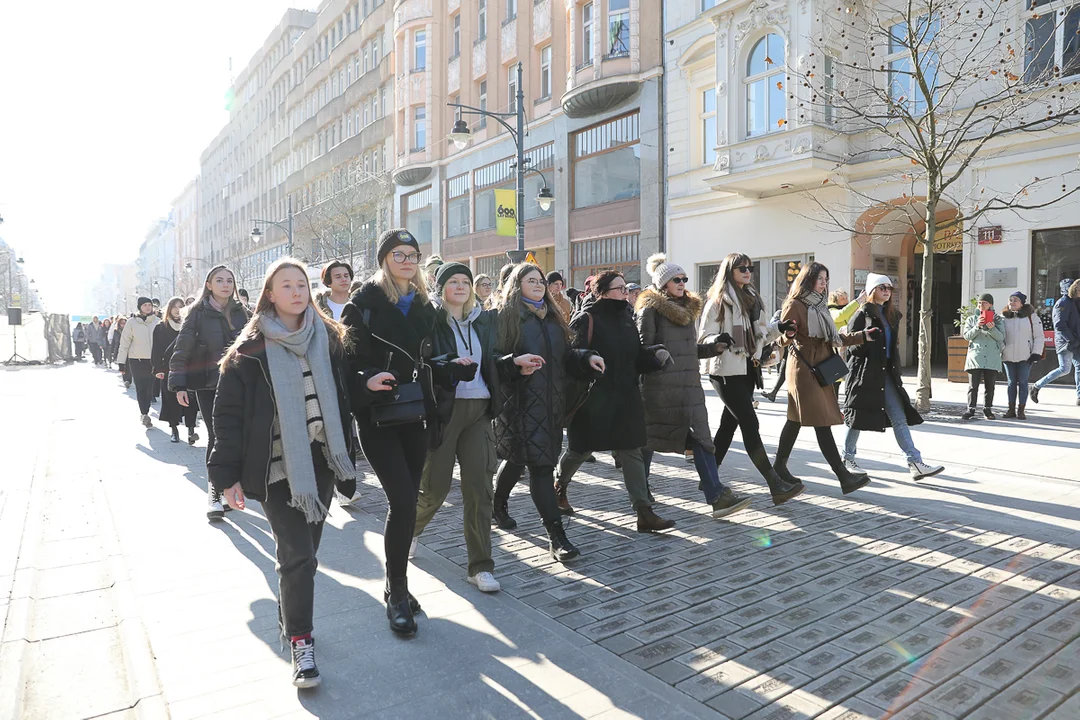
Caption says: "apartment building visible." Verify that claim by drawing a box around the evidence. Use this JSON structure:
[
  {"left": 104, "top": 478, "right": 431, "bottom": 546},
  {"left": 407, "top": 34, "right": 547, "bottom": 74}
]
[
  {"left": 173, "top": 179, "right": 201, "bottom": 297},
  {"left": 391, "top": 0, "right": 664, "bottom": 284},
  {"left": 137, "top": 219, "right": 175, "bottom": 300}
]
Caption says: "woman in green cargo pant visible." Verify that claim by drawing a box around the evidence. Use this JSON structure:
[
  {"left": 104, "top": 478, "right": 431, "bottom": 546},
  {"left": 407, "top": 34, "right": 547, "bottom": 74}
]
[{"left": 412, "top": 263, "right": 504, "bottom": 593}]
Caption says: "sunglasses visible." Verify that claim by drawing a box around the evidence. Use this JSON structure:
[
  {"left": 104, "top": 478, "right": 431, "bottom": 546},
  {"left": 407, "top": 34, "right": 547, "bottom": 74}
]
[
  {"left": 733, "top": 266, "right": 752, "bottom": 273},
  {"left": 671, "top": 276, "right": 689, "bottom": 284}
]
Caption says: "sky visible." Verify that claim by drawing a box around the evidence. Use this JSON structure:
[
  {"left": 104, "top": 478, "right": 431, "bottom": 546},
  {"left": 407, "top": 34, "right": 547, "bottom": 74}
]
[{"left": 0, "top": 0, "right": 309, "bottom": 312}]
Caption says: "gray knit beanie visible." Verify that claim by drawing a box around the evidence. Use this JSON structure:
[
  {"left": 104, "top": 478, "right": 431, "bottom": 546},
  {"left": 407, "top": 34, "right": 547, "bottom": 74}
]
[{"left": 646, "top": 253, "right": 686, "bottom": 290}]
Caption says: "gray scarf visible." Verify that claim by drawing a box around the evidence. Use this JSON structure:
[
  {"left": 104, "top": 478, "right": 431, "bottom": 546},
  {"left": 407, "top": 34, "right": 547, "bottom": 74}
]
[
  {"left": 258, "top": 306, "right": 355, "bottom": 523},
  {"left": 800, "top": 291, "right": 842, "bottom": 346}
]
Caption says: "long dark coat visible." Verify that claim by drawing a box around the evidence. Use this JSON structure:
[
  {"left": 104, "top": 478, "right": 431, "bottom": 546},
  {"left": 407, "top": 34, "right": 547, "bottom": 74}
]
[
  {"left": 494, "top": 304, "right": 593, "bottom": 467},
  {"left": 842, "top": 306, "right": 923, "bottom": 431},
  {"left": 567, "top": 298, "right": 662, "bottom": 452},
  {"left": 152, "top": 322, "right": 198, "bottom": 427},
  {"left": 636, "top": 288, "right": 715, "bottom": 453},
  {"left": 168, "top": 297, "right": 251, "bottom": 392}
]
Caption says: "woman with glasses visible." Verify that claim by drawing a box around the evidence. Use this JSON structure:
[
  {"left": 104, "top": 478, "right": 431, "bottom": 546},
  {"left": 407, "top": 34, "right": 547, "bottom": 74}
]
[
  {"left": 474, "top": 273, "right": 495, "bottom": 308},
  {"left": 700, "top": 254, "right": 804, "bottom": 505},
  {"left": 341, "top": 229, "right": 437, "bottom": 636},
  {"left": 637, "top": 254, "right": 752, "bottom": 518},
  {"left": 841, "top": 274, "right": 943, "bottom": 481},
  {"left": 556, "top": 271, "right": 675, "bottom": 532}
]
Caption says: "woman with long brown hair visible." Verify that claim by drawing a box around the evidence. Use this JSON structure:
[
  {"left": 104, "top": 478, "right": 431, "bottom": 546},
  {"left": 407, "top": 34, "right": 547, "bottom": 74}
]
[
  {"left": 774, "top": 262, "right": 877, "bottom": 494},
  {"left": 152, "top": 297, "right": 200, "bottom": 444},
  {"left": 700, "top": 253, "right": 803, "bottom": 505},
  {"left": 211, "top": 258, "right": 356, "bottom": 689}
]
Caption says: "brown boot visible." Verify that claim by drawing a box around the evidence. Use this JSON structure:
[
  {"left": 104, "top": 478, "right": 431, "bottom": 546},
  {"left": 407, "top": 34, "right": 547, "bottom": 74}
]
[
  {"left": 1017, "top": 404, "right": 1027, "bottom": 420},
  {"left": 555, "top": 481, "right": 574, "bottom": 515},
  {"left": 1003, "top": 404, "right": 1017, "bottom": 419},
  {"left": 636, "top": 506, "right": 675, "bottom": 533}
]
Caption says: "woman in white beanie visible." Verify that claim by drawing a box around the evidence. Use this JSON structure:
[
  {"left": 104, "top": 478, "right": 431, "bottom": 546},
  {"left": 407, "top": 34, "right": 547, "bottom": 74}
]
[{"left": 841, "top": 273, "right": 944, "bottom": 481}]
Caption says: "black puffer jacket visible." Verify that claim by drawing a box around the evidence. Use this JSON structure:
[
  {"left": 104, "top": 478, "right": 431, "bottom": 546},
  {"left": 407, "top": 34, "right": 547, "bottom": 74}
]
[
  {"left": 567, "top": 298, "right": 662, "bottom": 452},
  {"left": 169, "top": 297, "right": 250, "bottom": 392},
  {"left": 207, "top": 338, "right": 357, "bottom": 501},
  {"left": 843, "top": 305, "right": 922, "bottom": 432},
  {"left": 340, "top": 281, "right": 438, "bottom": 427},
  {"left": 494, "top": 304, "right": 594, "bottom": 466}
]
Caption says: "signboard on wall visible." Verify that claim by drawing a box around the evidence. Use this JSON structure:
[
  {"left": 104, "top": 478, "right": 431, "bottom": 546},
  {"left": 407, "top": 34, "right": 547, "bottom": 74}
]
[
  {"left": 985, "top": 267, "right": 1018, "bottom": 289},
  {"left": 977, "top": 226, "right": 1003, "bottom": 245},
  {"left": 494, "top": 189, "right": 517, "bottom": 237}
]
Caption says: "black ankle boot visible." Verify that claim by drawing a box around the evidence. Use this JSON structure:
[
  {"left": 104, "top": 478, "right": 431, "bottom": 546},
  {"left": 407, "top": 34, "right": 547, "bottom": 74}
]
[
  {"left": 382, "top": 588, "right": 422, "bottom": 614},
  {"left": 836, "top": 467, "right": 871, "bottom": 494},
  {"left": 170, "top": 426, "right": 180, "bottom": 443},
  {"left": 544, "top": 519, "right": 580, "bottom": 562},
  {"left": 492, "top": 497, "right": 517, "bottom": 530},
  {"left": 386, "top": 578, "right": 417, "bottom": 635},
  {"left": 764, "top": 469, "right": 804, "bottom": 505}
]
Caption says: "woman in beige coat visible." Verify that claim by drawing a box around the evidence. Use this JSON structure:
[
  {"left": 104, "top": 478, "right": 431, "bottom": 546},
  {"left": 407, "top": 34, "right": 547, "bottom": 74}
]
[{"left": 774, "top": 263, "right": 877, "bottom": 494}]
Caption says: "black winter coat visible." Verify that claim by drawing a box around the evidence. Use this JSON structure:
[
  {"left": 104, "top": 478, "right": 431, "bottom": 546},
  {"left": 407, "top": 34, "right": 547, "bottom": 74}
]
[
  {"left": 843, "top": 306, "right": 923, "bottom": 431},
  {"left": 567, "top": 298, "right": 661, "bottom": 452},
  {"left": 207, "top": 338, "right": 357, "bottom": 501},
  {"left": 169, "top": 297, "right": 250, "bottom": 392},
  {"left": 340, "top": 281, "right": 438, "bottom": 430},
  {"left": 429, "top": 305, "right": 504, "bottom": 448},
  {"left": 494, "top": 304, "right": 593, "bottom": 466}
]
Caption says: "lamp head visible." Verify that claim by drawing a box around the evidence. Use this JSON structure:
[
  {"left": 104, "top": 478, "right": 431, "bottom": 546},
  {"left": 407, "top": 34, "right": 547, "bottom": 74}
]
[
  {"left": 537, "top": 187, "right": 554, "bottom": 212},
  {"left": 450, "top": 119, "right": 471, "bottom": 150},
  {"left": 251, "top": 226, "right": 263, "bottom": 243}
]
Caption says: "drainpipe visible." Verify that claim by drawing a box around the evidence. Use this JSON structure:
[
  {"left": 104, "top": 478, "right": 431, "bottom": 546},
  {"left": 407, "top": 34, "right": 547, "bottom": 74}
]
[{"left": 658, "top": 0, "right": 668, "bottom": 254}]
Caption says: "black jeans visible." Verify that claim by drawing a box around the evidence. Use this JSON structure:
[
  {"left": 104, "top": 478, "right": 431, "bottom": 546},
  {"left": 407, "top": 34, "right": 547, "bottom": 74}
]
[
  {"left": 768, "top": 347, "right": 789, "bottom": 397},
  {"left": 710, "top": 372, "right": 775, "bottom": 480},
  {"left": 262, "top": 442, "right": 336, "bottom": 638},
  {"left": 195, "top": 389, "right": 217, "bottom": 464},
  {"left": 89, "top": 343, "right": 103, "bottom": 364},
  {"left": 358, "top": 418, "right": 426, "bottom": 580},
  {"left": 494, "top": 461, "right": 561, "bottom": 525},
  {"left": 129, "top": 359, "right": 154, "bottom": 415},
  {"left": 967, "top": 369, "right": 997, "bottom": 409}
]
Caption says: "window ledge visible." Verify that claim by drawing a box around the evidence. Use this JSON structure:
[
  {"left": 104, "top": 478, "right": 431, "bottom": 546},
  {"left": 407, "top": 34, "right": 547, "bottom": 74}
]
[
  {"left": 411, "top": 67, "right": 427, "bottom": 74},
  {"left": 534, "top": 95, "right": 551, "bottom": 105},
  {"left": 449, "top": 53, "right": 460, "bottom": 61},
  {"left": 475, "top": 35, "right": 487, "bottom": 45},
  {"left": 576, "top": 60, "right": 594, "bottom": 71},
  {"left": 502, "top": 16, "right": 517, "bottom": 27},
  {"left": 410, "top": 147, "right": 427, "bottom": 153},
  {"left": 604, "top": 51, "right": 630, "bottom": 61}
]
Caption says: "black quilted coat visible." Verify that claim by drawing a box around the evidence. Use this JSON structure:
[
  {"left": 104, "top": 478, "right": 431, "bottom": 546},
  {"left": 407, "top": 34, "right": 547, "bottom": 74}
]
[
  {"left": 842, "top": 305, "right": 923, "bottom": 432},
  {"left": 494, "top": 304, "right": 593, "bottom": 467}
]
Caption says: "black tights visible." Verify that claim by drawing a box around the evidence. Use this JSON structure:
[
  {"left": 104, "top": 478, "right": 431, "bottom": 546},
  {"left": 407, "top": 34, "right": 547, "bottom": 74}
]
[
  {"left": 494, "top": 461, "right": 561, "bottom": 525},
  {"left": 775, "top": 420, "right": 846, "bottom": 476},
  {"left": 710, "top": 373, "right": 775, "bottom": 480}
]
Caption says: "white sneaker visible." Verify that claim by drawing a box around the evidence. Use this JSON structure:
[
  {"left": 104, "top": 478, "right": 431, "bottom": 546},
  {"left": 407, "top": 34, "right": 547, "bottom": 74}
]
[
  {"left": 909, "top": 461, "right": 945, "bottom": 481},
  {"left": 408, "top": 537, "right": 418, "bottom": 559},
  {"left": 207, "top": 487, "right": 224, "bottom": 521},
  {"left": 843, "top": 458, "right": 863, "bottom": 474},
  {"left": 467, "top": 571, "right": 501, "bottom": 593}
]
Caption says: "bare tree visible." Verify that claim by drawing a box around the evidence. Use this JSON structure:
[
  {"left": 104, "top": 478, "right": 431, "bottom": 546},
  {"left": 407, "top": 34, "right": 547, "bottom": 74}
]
[{"left": 795, "top": 0, "right": 1080, "bottom": 410}]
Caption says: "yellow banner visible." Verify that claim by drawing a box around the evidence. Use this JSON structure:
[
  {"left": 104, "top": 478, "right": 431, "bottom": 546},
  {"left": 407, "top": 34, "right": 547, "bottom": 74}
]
[{"left": 494, "top": 189, "right": 517, "bottom": 237}]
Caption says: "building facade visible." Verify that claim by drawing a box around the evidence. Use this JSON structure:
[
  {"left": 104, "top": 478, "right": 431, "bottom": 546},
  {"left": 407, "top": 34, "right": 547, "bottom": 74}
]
[
  {"left": 666, "top": 0, "right": 1080, "bottom": 371},
  {"left": 173, "top": 179, "right": 202, "bottom": 298},
  {"left": 137, "top": 219, "right": 176, "bottom": 301},
  {"left": 390, "top": 0, "right": 664, "bottom": 285}
]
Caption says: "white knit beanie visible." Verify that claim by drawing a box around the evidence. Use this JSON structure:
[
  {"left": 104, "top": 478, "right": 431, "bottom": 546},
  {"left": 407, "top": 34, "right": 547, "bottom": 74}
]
[
  {"left": 647, "top": 253, "right": 686, "bottom": 290},
  {"left": 864, "top": 272, "right": 892, "bottom": 298}
]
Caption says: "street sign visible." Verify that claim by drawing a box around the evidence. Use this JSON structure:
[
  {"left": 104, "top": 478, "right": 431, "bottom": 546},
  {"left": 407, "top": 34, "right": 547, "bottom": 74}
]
[{"left": 977, "top": 226, "right": 1003, "bottom": 244}]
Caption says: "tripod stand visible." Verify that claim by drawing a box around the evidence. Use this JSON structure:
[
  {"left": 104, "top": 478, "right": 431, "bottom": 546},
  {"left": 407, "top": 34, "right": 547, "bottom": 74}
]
[{"left": 4, "top": 327, "right": 29, "bottom": 365}]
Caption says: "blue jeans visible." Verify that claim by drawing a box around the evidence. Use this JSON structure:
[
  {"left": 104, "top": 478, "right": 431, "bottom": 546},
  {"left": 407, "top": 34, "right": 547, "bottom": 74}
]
[
  {"left": 1003, "top": 361, "right": 1034, "bottom": 407},
  {"left": 843, "top": 376, "right": 922, "bottom": 465},
  {"left": 643, "top": 438, "right": 728, "bottom": 504},
  {"left": 1034, "top": 346, "right": 1080, "bottom": 396}
]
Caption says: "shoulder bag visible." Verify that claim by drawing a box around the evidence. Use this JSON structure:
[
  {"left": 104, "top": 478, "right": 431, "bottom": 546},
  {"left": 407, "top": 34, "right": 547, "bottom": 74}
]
[
  {"left": 790, "top": 342, "right": 849, "bottom": 387},
  {"left": 361, "top": 308, "right": 428, "bottom": 428}
]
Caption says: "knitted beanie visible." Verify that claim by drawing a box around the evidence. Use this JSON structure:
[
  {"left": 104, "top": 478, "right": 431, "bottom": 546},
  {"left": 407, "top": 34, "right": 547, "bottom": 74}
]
[
  {"left": 376, "top": 229, "right": 421, "bottom": 266},
  {"left": 1009, "top": 290, "right": 1027, "bottom": 305},
  {"left": 137, "top": 296, "right": 153, "bottom": 309},
  {"left": 1062, "top": 278, "right": 1076, "bottom": 296},
  {"left": 979, "top": 293, "right": 995, "bottom": 305},
  {"left": 646, "top": 253, "right": 686, "bottom": 290},
  {"left": 434, "top": 261, "right": 472, "bottom": 290}
]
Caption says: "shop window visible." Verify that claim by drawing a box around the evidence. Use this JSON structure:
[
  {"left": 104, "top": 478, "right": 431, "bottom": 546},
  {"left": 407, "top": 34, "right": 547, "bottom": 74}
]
[{"left": 1033, "top": 227, "right": 1080, "bottom": 326}]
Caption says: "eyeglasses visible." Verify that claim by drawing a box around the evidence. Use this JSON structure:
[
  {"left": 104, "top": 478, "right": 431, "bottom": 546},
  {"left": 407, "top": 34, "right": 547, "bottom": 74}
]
[
  {"left": 607, "top": 285, "right": 629, "bottom": 294},
  {"left": 733, "top": 266, "right": 752, "bottom": 273},
  {"left": 671, "top": 277, "right": 689, "bottom": 284},
  {"left": 391, "top": 251, "right": 423, "bottom": 264},
  {"left": 523, "top": 278, "right": 548, "bottom": 287},
  {"left": 478, "top": 282, "right": 494, "bottom": 289}
]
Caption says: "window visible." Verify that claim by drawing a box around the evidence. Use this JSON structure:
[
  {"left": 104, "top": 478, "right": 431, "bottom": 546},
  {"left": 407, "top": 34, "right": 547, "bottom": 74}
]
[
  {"left": 447, "top": 174, "right": 471, "bottom": 237},
  {"left": 524, "top": 144, "right": 555, "bottom": 221},
  {"left": 701, "top": 0, "right": 717, "bottom": 10},
  {"left": 478, "top": 0, "right": 487, "bottom": 39},
  {"left": 571, "top": 234, "right": 641, "bottom": 288},
  {"left": 478, "top": 80, "right": 488, "bottom": 128},
  {"left": 404, "top": 186, "right": 433, "bottom": 247},
  {"left": 381, "top": 85, "right": 388, "bottom": 117},
  {"left": 508, "top": 72, "right": 518, "bottom": 113},
  {"left": 373, "top": 90, "right": 379, "bottom": 119},
  {"left": 822, "top": 55, "right": 836, "bottom": 124},
  {"left": 506, "top": 0, "right": 517, "bottom": 20},
  {"left": 540, "top": 46, "right": 552, "bottom": 98},
  {"left": 745, "top": 33, "right": 786, "bottom": 137},
  {"left": 886, "top": 17, "right": 939, "bottom": 114},
  {"left": 452, "top": 14, "right": 461, "bottom": 57},
  {"left": 373, "top": 33, "right": 379, "bottom": 62},
  {"left": 413, "top": 106, "right": 427, "bottom": 149},
  {"left": 474, "top": 157, "right": 515, "bottom": 231},
  {"left": 607, "top": 0, "right": 630, "bottom": 58},
  {"left": 414, "top": 29, "right": 427, "bottom": 71},
  {"left": 572, "top": 113, "right": 640, "bottom": 208},
  {"left": 581, "top": 3, "right": 594, "bottom": 67},
  {"left": 701, "top": 88, "right": 717, "bottom": 165}
]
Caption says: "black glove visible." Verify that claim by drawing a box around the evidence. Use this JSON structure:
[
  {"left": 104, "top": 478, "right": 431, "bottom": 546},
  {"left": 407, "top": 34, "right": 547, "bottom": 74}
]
[
  {"left": 714, "top": 332, "right": 736, "bottom": 348},
  {"left": 1028, "top": 354, "right": 1042, "bottom": 364},
  {"left": 778, "top": 319, "right": 797, "bottom": 334},
  {"left": 449, "top": 362, "right": 479, "bottom": 383}
]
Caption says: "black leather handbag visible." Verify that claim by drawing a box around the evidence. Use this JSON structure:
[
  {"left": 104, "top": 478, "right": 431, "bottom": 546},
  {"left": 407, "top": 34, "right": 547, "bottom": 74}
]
[
  {"left": 363, "top": 308, "right": 428, "bottom": 428},
  {"left": 792, "top": 344, "right": 849, "bottom": 387}
]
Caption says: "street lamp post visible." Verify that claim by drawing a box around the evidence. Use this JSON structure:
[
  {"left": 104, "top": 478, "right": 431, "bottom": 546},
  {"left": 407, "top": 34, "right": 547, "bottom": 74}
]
[
  {"left": 448, "top": 62, "right": 554, "bottom": 262},
  {"left": 250, "top": 196, "right": 294, "bottom": 256}
]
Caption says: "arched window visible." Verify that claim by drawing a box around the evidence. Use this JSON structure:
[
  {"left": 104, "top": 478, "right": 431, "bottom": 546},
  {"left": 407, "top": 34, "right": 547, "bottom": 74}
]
[{"left": 745, "top": 33, "right": 786, "bottom": 138}]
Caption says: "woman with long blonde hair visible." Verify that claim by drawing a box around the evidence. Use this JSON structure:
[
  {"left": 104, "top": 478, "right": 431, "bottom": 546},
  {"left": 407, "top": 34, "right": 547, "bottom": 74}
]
[{"left": 211, "top": 258, "right": 356, "bottom": 689}]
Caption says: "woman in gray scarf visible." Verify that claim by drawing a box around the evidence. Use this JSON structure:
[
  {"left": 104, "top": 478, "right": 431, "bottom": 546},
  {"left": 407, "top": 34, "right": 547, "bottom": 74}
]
[{"left": 209, "top": 259, "right": 357, "bottom": 690}]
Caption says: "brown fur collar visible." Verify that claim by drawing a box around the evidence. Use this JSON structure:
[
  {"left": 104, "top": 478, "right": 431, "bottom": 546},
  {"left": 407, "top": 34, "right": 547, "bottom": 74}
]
[
  {"left": 1003, "top": 304, "right": 1035, "bottom": 319},
  {"left": 636, "top": 287, "right": 704, "bottom": 327}
]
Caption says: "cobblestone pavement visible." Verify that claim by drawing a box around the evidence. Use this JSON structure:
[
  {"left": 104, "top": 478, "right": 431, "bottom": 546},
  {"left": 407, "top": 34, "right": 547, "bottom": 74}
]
[{"left": 376, "top": 450, "right": 1080, "bottom": 719}]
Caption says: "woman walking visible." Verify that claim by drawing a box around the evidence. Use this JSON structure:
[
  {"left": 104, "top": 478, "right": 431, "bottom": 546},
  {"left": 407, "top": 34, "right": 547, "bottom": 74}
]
[
  {"left": 101, "top": 318, "right": 114, "bottom": 368},
  {"left": 556, "top": 271, "right": 675, "bottom": 532},
  {"left": 841, "top": 274, "right": 944, "bottom": 481},
  {"left": 413, "top": 263, "right": 503, "bottom": 593},
  {"left": 637, "top": 254, "right": 752, "bottom": 517},
  {"left": 170, "top": 265, "right": 250, "bottom": 520},
  {"left": 210, "top": 258, "right": 357, "bottom": 689},
  {"left": 152, "top": 297, "right": 200, "bottom": 444},
  {"left": 73, "top": 322, "right": 88, "bottom": 360},
  {"left": 341, "top": 229, "right": 436, "bottom": 636},
  {"left": 116, "top": 298, "right": 161, "bottom": 427},
  {"left": 960, "top": 294, "right": 1005, "bottom": 420},
  {"left": 1001, "top": 291, "right": 1044, "bottom": 419},
  {"left": 699, "top": 254, "right": 804, "bottom": 505},
  {"left": 773, "top": 262, "right": 877, "bottom": 493},
  {"left": 490, "top": 264, "right": 601, "bottom": 561},
  {"left": 112, "top": 317, "right": 129, "bottom": 386}
]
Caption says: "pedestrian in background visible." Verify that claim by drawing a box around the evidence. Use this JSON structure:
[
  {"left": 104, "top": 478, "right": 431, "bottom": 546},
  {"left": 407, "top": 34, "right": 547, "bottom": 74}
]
[
  {"left": 153, "top": 297, "right": 200, "bottom": 444},
  {"left": 315, "top": 260, "right": 353, "bottom": 321},
  {"left": 413, "top": 263, "right": 503, "bottom": 593},
  {"left": 112, "top": 317, "right": 128, "bottom": 385},
  {"left": 73, "top": 322, "right": 87, "bottom": 360},
  {"left": 828, "top": 288, "right": 864, "bottom": 331},
  {"left": 1001, "top": 291, "right": 1045, "bottom": 419},
  {"left": 491, "top": 263, "right": 601, "bottom": 562},
  {"left": 1031, "top": 278, "right": 1080, "bottom": 406},
  {"left": 341, "top": 229, "right": 435, "bottom": 636},
  {"left": 699, "top": 253, "right": 803, "bottom": 505},
  {"left": 841, "top": 274, "right": 944, "bottom": 481},
  {"left": 170, "top": 265, "right": 250, "bottom": 521},
  {"left": 211, "top": 258, "right": 357, "bottom": 690},
  {"left": 773, "top": 262, "right": 877, "bottom": 493},
  {"left": 626, "top": 282, "right": 642, "bottom": 307},
  {"left": 961, "top": 293, "right": 1005, "bottom": 420},
  {"left": 237, "top": 289, "right": 252, "bottom": 310},
  {"left": 117, "top": 297, "right": 161, "bottom": 428},
  {"left": 474, "top": 273, "right": 495, "bottom": 308},
  {"left": 88, "top": 315, "right": 106, "bottom": 365},
  {"left": 423, "top": 254, "right": 444, "bottom": 291},
  {"left": 637, "top": 253, "right": 752, "bottom": 518},
  {"left": 547, "top": 271, "right": 573, "bottom": 322}
]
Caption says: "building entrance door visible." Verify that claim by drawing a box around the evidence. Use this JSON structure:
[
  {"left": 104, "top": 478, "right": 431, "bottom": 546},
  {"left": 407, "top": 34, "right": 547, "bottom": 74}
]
[{"left": 913, "top": 251, "right": 963, "bottom": 366}]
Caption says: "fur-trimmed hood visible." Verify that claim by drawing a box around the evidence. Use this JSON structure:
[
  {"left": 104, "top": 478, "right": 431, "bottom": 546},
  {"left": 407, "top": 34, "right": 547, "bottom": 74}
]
[
  {"left": 1003, "top": 304, "right": 1036, "bottom": 319},
  {"left": 635, "top": 287, "right": 704, "bottom": 327}
]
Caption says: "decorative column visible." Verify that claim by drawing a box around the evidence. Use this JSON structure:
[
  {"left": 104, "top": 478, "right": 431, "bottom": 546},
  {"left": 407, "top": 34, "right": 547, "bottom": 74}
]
[{"left": 711, "top": 12, "right": 732, "bottom": 173}]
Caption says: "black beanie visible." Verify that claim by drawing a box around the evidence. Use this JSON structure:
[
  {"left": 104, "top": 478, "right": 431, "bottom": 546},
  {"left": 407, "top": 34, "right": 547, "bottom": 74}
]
[
  {"left": 979, "top": 293, "right": 994, "bottom": 305},
  {"left": 377, "top": 229, "right": 421, "bottom": 266},
  {"left": 137, "top": 296, "right": 153, "bottom": 309},
  {"left": 435, "top": 262, "right": 473, "bottom": 290},
  {"left": 546, "top": 271, "right": 564, "bottom": 285}
]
